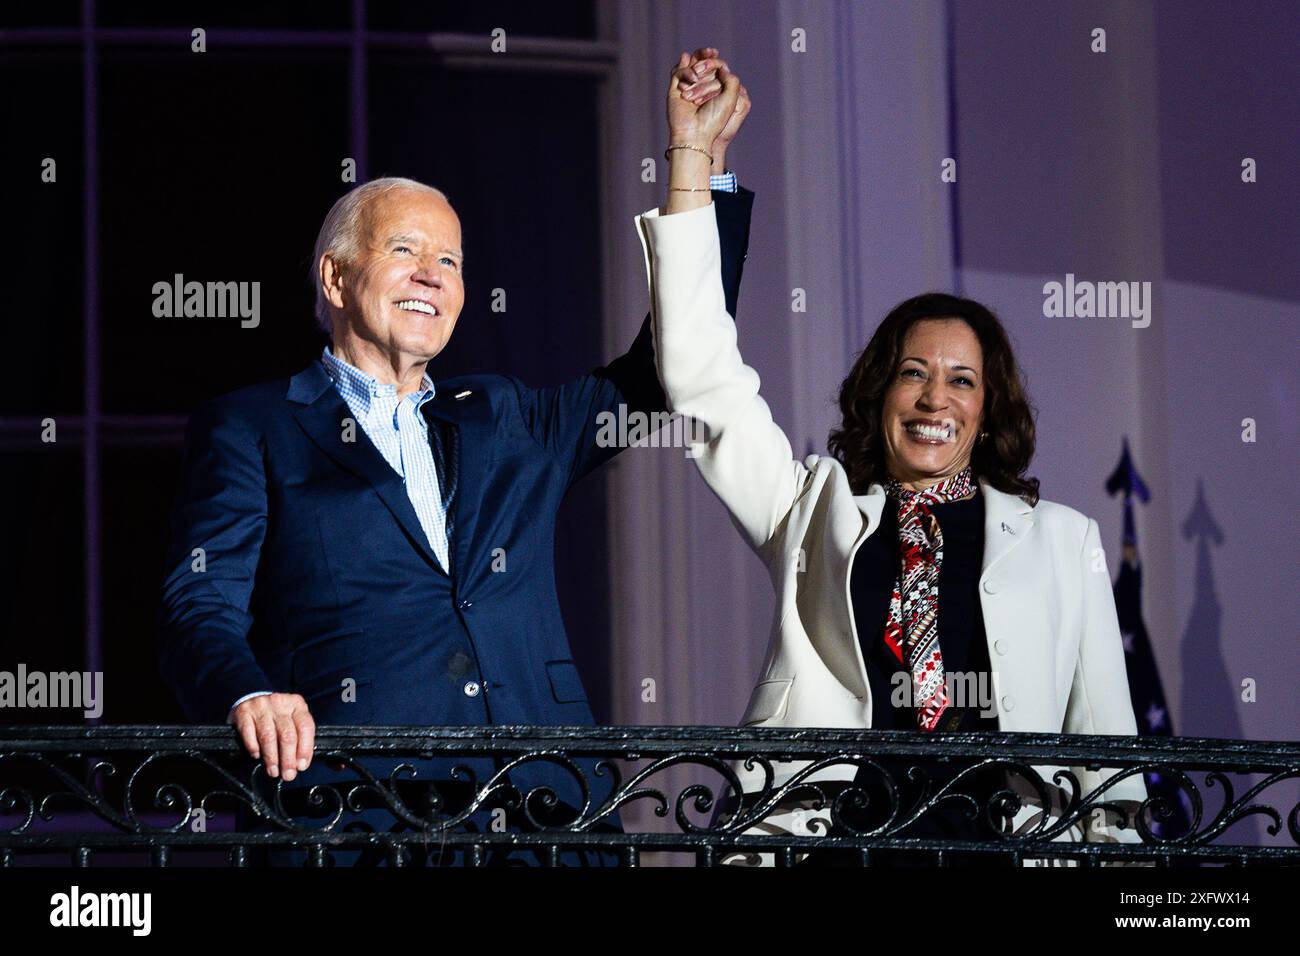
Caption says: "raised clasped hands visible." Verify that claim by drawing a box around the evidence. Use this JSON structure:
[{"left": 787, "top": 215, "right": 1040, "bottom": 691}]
[
  {"left": 665, "top": 47, "right": 748, "bottom": 211},
  {"left": 668, "top": 47, "right": 746, "bottom": 152}
]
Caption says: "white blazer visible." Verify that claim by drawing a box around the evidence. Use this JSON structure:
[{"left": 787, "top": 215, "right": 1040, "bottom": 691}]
[{"left": 634, "top": 200, "right": 1150, "bottom": 863}]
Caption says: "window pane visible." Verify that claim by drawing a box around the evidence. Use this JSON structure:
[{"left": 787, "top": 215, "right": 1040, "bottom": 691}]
[
  {"left": 98, "top": 49, "right": 349, "bottom": 411},
  {"left": 368, "top": 59, "right": 602, "bottom": 383},
  {"left": 98, "top": 1, "right": 350, "bottom": 30},
  {"left": 0, "top": 51, "right": 84, "bottom": 414},
  {"left": 367, "top": 0, "right": 596, "bottom": 38},
  {"left": 101, "top": 446, "right": 184, "bottom": 723},
  {"left": 0, "top": 2, "right": 79, "bottom": 28},
  {"left": 0, "top": 447, "right": 86, "bottom": 726}
]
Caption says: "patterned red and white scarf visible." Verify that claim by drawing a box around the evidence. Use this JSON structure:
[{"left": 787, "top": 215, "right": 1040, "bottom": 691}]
[{"left": 882, "top": 467, "right": 975, "bottom": 731}]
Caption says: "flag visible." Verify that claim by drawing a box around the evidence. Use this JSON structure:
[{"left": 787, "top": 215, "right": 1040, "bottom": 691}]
[{"left": 1105, "top": 438, "right": 1193, "bottom": 842}]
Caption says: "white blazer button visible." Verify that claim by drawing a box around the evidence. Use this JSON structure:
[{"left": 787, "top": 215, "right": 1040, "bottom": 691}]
[
  {"left": 983, "top": 579, "right": 999, "bottom": 594},
  {"left": 463, "top": 681, "right": 481, "bottom": 698},
  {"left": 1000, "top": 695, "right": 1015, "bottom": 711},
  {"left": 993, "top": 639, "right": 1007, "bottom": 655}
]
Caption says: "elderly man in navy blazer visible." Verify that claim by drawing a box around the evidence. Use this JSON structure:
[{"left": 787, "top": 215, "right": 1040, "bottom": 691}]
[{"left": 157, "top": 60, "right": 751, "bottom": 865}]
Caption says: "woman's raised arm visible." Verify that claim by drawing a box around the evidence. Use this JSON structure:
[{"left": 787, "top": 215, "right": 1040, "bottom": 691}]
[{"left": 633, "top": 56, "right": 810, "bottom": 555}]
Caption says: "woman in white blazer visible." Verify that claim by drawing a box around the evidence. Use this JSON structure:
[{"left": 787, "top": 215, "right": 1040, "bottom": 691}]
[{"left": 639, "top": 57, "right": 1150, "bottom": 866}]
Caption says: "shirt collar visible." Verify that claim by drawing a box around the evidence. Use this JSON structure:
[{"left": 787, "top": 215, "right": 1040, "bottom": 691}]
[{"left": 320, "top": 345, "right": 436, "bottom": 415}]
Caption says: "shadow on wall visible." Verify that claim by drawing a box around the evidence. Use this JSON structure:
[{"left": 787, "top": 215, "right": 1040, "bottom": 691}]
[{"left": 1178, "top": 479, "right": 1262, "bottom": 847}]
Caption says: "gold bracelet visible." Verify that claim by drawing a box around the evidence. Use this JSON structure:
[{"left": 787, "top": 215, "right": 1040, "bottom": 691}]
[
  {"left": 668, "top": 186, "right": 711, "bottom": 192},
  {"left": 665, "top": 143, "right": 713, "bottom": 164}
]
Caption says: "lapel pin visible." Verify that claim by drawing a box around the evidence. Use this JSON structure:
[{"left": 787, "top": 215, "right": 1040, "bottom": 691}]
[
  {"left": 454, "top": 389, "right": 472, "bottom": 400},
  {"left": 1001, "top": 522, "right": 1015, "bottom": 534}
]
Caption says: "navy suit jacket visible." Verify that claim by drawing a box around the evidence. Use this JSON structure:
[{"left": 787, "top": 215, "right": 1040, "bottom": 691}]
[{"left": 157, "top": 189, "right": 753, "bottom": 760}]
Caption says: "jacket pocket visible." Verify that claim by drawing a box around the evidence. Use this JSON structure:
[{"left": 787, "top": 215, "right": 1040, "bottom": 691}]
[
  {"left": 291, "top": 630, "right": 371, "bottom": 706},
  {"left": 742, "top": 678, "right": 793, "bottom": 725},
  {"left": 545, "top": 659, "right": 588, "bottom": 704}
]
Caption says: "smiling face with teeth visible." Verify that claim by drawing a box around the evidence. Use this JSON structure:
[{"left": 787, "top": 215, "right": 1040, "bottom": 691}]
[
  {"left": 322, "top": 187, "right": 465, "bottom": 390},
  {"left": 880, "top": 318, "right": 985, "bottom": 493}
]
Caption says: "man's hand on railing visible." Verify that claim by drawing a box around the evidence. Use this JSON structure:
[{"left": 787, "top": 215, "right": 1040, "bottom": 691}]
[{"left": 230, "top": 693, "right": 315, "bottom": 782}]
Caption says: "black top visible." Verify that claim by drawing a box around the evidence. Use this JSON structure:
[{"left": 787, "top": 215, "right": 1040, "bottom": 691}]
[{"left": 851, "top": 488, "right": 1000, "bottom": 733}]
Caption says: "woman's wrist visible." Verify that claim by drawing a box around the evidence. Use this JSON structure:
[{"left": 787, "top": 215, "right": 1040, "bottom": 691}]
[
  {"left": 668, "top": 130, "right": 713, "bottom": 151},
  {"left": 665, "top": 137, "right": 713, "bottom": 214}
]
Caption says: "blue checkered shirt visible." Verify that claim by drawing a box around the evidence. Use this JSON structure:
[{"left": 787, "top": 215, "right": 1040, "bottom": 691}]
[
  {"left": 320, "top": 346, "right": 452, "bottom": 572},
  {"left": 710, "top": 170, "right": 737, "bottom": 193}
]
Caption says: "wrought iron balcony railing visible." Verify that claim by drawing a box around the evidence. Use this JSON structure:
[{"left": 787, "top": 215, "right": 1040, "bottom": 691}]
[{"left": 2, "top": 726, "right": 1296, "bottom": 867}]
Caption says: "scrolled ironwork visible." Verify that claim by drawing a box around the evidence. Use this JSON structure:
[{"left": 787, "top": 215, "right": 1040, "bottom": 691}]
[{"left": 0, "top": 725, "right": 1294, "bottom": 866}]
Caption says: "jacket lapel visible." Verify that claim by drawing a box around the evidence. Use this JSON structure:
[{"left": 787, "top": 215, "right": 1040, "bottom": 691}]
[
  {"left": 420, "top": 385, "right": 494, "bottom": 582},
  {"left": 977, "top": 479, "right": 1036, "bottom": 582},
  {"left": 288, "top": 361, "right": 446, "bottom": 574},
  {"left": 854, "top": 482, "right": 888, "bottom": 540}
]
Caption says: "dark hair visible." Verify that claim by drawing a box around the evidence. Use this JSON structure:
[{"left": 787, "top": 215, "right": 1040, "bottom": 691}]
[{"left": 827, "top": 292, "right": 1040, "bottom": 506}]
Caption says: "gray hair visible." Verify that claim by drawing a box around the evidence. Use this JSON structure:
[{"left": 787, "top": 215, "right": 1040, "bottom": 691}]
[{"left": 311, "top": 176, "right": 449, "bottom": 332}]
